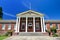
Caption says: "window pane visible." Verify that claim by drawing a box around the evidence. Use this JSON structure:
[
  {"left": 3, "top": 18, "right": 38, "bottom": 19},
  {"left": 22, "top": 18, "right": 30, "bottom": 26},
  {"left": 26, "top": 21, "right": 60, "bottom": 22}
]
[
  {"left": 2, "top": 24, "right": 5, "bottom": 30},
  {"left": 14, "top": 24, "right": 16, "bottom": 30},
  {"left": 56, "top": 24, "right": 58, "bottom": 29},
  {"left": 8, "top": 24, "right": 11, "bottom": 30},
  {"left": 50, "top": 23, "right": 52, "bottom": 28}
]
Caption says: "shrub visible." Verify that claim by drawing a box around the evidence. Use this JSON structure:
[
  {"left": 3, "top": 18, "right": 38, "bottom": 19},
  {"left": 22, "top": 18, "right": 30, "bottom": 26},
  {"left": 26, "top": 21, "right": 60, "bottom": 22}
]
[
  {"left": 46, "top": 29, "right": 51, "bottom": 36},
  {"left": 0, "top": 35, "right": 2, "bottom": 37},
  {"left": 51, "top": 26, "right": 57, "bottom": 34},
  {"left": 46, "top": 26, "right": 57, "bottom": 36},
  {"left": 53, "top": 33, "right": 58, "bottom": 37},
  {"left": 5, "top": 30, "right": 14, "bottom": 36}
]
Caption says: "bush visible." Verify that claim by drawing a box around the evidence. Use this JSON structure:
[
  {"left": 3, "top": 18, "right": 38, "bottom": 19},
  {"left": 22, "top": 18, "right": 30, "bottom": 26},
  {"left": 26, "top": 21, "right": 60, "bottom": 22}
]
[
  {"left": 0, "top": 35, "right": 2, "bottom": 37},
  {"left": 53, "top": 33, "right": 58, "bottom": 37},
  {"left": 46, "top": 29, "right": 51, "bottom": 36},
  {"left": 46, "top": 26, "right": 57, "bottom": 36},
  {"left": 51, "top": 27, "right": 57, "bottom": 34},
  {"left": 5, "top": 30, "right": 14, "bottom": 36}
]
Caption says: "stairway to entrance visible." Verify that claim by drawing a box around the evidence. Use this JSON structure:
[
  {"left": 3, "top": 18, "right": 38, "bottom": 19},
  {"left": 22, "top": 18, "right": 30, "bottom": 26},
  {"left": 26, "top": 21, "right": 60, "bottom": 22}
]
[
  {"left": 19, "top": 32, "right": 49, "bottom": 36},
  {"left": 4, "top": 36, "right": 60, "bottom": 40}
]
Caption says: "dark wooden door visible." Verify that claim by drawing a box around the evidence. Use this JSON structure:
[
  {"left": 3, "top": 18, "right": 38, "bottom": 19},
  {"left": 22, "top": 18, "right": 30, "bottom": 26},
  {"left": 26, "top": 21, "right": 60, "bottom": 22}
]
[
  {"left": 20, "top": 17, "right": 26, "bottom": 32},
  {"left": 35, "top": 17, "right": 41, "bottom": 32},
  {"left": 27, "top": 17, "right": 33, "bottom": 32}
]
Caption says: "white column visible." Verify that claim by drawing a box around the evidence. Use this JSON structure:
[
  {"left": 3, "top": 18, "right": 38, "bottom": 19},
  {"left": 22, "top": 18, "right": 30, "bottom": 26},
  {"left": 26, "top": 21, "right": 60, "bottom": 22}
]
[
  {"left": 15, "top": 17, "right": 18, "bottom": 33},
  {"left": 43, "top": 17, "right": 46, "bottom": 32},
  {"left": 26, "top": 17, "right": 27, "bottom": 32},
  {"left": 41, "top": 17, "right": 43, "bottom": 32},
  {"left": 17, "top": 17, "right": 20, "bottom": 32},
  {"left": 33, "top": 17, "right": 35, "bottom": 32}
]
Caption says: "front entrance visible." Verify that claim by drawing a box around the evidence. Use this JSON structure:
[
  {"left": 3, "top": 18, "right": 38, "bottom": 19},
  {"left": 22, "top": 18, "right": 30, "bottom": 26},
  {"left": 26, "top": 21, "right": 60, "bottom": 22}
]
[
  {"left": 27, "top": 17, "right": 33, "bottom": 32},
  {"left": 19, "top": 17, "right": 42, "bottom": 32}
]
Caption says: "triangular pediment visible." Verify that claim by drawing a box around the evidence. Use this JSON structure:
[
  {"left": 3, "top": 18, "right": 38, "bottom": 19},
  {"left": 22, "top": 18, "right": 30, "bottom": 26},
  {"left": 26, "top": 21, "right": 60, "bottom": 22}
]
[{"left": 17, "top": 10, "right": 44, "bottom": 17}]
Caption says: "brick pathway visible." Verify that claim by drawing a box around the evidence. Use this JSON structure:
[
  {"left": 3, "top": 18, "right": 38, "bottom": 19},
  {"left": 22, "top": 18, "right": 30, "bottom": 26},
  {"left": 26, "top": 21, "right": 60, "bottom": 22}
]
[{"left": 4, "top": 36, "right": 60, "bottom": 40}]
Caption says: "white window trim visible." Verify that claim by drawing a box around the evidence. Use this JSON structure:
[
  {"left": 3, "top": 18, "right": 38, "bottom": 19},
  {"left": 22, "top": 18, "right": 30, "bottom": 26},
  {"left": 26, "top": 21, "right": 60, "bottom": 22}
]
[
  {"left": 8, "top": 24, "right": 11, "bottom": 30},
  {"left": 57, "top": 24, "right": 60, "bottom": 30},
  {"left": 28, "top": 23, "right": 32, "bottom": 26},
  {"left": 2, "top": 24, "right": 5, "bottom": 30},
  {"left": 14, "top": 24, "right": 16, "bottom": 30},
  {"left": 50, "top": 24, "right": 52, "bottom": 28}
]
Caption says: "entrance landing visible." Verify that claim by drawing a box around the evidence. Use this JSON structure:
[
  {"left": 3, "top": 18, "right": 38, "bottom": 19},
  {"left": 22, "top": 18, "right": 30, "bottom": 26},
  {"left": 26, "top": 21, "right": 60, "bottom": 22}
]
[
  {"left": 4, "top": 36, "right": 60, "bottom": 40},
  {"left": 19, "top": 32, "right": 48, "bottom": 36}
]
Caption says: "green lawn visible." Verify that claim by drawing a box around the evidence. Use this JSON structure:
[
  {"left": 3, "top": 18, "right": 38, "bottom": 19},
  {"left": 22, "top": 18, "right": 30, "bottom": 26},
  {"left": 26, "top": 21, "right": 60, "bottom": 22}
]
[{"left": 0, "top": 36, "right": 8, "bottom": 40}]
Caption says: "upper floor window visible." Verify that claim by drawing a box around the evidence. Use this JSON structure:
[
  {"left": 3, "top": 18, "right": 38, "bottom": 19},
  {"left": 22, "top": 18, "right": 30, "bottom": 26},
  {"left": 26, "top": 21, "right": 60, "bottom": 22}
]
[{"left": 2, "top": 24, "right": 5, "bottom": 30}]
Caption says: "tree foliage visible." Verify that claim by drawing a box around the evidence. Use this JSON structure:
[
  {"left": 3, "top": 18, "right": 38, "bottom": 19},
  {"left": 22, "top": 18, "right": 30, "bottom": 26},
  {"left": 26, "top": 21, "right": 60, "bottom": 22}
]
[{"left": 0, "top": 7, "right": 3, "bottom": 19}]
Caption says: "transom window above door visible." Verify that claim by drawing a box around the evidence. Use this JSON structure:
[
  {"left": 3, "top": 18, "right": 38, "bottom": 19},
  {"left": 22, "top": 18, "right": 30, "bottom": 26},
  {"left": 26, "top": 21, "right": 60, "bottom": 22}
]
[{"left": 28, "top": 22, "right": 32, "bottom": 26}]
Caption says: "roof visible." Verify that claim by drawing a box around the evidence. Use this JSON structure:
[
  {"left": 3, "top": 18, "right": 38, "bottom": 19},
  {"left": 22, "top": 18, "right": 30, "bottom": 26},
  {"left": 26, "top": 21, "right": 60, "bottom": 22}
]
[
  {"left": 0, "top": 20, "right": 60, "bottom": 24},
  {"left": 17, "top": 10, "right": 44, "bottom": 17},
  {"left": 0, "top": 20, "right": 16, "bottom": 24},
  {"left": 45, "top": 20, "right": 60, "bottom": 23}
]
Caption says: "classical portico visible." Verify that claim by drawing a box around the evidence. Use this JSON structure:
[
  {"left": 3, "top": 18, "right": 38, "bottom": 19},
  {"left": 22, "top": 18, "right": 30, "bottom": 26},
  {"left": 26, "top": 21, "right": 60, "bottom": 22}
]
[{"left": 15, "top": 10, "right": 45, "bottom": 33}]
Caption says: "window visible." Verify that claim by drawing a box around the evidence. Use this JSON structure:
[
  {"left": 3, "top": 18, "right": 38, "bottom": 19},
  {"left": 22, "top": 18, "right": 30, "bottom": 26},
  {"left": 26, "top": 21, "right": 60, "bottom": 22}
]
[
  {"left": 56, "top": 24, "right": 58, "bottom": 29},
  {"left": 35, "top": 23, "right": 40, "bottom": 30},
  {"left": 28, "top": 23, "right": 32, "bottom": 26},
  {"left": 12, "top": 24, "right": 16, "bottom": 30},
  {"left": 57, "top": 24, "right": 60, "bottom": 30},
  {"left": 8, "top": 24, "right": 11, "bottom": 30},
  {"left": 2, "top": 24, "right": 5, "bottom": 30},
  {"left": 21, "top": 23, "right": 25, "bottom": 30},
  {"left": 50, "top": 23, "right": 52, "bottom": 28}
]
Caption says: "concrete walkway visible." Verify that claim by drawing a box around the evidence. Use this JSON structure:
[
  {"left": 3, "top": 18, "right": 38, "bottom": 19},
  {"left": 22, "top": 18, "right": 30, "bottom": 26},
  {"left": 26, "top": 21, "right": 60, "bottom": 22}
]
[{"left": 4, "top": 36, "right": 60, "bottom": 40}]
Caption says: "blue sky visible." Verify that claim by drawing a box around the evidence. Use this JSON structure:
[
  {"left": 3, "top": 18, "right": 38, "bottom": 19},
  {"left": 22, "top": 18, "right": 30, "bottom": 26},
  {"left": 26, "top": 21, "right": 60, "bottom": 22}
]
[{"left": 0, "top": 0, "right": 60, "bottom": 20}]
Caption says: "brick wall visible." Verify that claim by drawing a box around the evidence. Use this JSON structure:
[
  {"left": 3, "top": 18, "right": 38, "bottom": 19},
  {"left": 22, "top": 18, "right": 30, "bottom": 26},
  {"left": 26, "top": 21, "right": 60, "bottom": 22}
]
[
  {"left": 11, "top": 24, "right": 14, "bottom": 30},
  {"left": 52, "top": 24, "right": 56, "bottom": 27},
  {"left": 0, "top": 24, "right": 2, "bottom": 31},
  {"left": 5, "top": 24, "right": 8, "bottom": 31},
  {"left": 46, "top": 23, "right": 50, "bottom": 30},
  {"left": 0, "top": 23, "right": 15, "bottom": 35}
]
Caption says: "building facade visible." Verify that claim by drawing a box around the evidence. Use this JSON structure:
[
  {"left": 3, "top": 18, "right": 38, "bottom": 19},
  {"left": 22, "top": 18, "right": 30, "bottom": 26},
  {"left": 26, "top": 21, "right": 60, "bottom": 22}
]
[{"left": 0, "top": 10, "right": 60, "bottom": 35}]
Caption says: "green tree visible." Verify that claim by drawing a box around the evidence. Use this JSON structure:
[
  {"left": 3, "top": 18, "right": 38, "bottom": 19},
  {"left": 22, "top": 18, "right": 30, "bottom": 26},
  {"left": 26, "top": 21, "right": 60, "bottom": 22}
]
[{"left": 0, "top": 7, "right": 3, "bottom": 19}]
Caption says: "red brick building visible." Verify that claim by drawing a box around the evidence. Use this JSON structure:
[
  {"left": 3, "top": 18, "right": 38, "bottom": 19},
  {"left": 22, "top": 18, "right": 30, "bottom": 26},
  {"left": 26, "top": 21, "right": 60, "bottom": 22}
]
[{"left": 0, "top": 10, "right": 60, "bottom": 35}]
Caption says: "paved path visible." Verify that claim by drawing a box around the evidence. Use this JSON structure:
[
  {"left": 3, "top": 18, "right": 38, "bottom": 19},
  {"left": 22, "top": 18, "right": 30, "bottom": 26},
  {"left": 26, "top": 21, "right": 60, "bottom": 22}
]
[{"left": 4, "top": 36, "right": 60, "bottom": 40}]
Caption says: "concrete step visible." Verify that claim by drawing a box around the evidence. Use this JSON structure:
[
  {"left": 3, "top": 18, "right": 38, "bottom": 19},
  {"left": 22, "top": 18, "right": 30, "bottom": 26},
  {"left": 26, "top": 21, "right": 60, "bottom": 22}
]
[
  {"left": 19, "top": 32, "right": 49, "bottom": 36},
  {"left": 4, "top": 36, "right": 60, "bottom": 40}
]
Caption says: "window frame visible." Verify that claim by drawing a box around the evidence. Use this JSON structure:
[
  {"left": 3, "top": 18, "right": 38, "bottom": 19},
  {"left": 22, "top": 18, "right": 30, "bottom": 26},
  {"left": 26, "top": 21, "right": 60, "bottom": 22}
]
[
  {"left": 8, "top": 24, "right": 11, "bottom": 30},
  {"left": 57, "top": 24, "right": 59, "bottom": 30},
  {"left": 2, "top": 24, "right": 5, "bottom": 30},
  {"left": 50, "top": 23, "right": 53, "bottom": 28}
]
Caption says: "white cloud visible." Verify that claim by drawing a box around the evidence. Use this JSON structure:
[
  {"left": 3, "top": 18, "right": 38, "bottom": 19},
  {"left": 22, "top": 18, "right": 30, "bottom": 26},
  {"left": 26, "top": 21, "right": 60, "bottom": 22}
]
[
  {"left": 22, "top": 1, "right": 32, "bottom": 9},
  {"left": 3, "top": 11, "right": 16, "bottom": 17}
]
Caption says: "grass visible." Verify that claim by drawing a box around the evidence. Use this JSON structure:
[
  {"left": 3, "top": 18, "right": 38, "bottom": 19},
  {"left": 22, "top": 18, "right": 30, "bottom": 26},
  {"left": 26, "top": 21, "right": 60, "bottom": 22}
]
[{"left": 0, "top": 35, "right": 8, "bottom": 40}]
